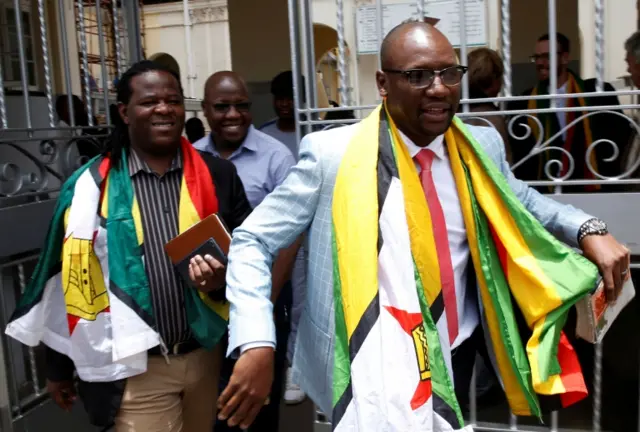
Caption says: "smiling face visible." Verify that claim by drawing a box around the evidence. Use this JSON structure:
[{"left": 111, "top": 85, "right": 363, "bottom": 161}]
[
  {"left": 118, "top": 70, "right": 185, "bottom": 156},
  {"left": 274, "top": 94, "right": 294, "bottom": 121},
  {"left": 203, "top": 75, "right": 252, "bottom": 151},
  {"left": 377, "top": 25, "right": 461, "bottom": 145},
  {"left": 533, "top": 39, "right": 569, "bottom": 82}
]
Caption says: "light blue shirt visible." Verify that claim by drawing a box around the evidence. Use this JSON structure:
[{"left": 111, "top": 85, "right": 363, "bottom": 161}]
[
  {"left": 259, "top": 119, "right": 299, "bottom": 160},
  {"left": 193, "top": 125, "right": 296, "bottom": 208}
]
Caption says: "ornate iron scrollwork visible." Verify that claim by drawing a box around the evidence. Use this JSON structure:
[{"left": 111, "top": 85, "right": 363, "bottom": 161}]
[
  {"left": 0, "top": 132, "right": 106, "bottom": 198},
  {"left": 505, "top": 110, "right": 640, "bottom": 182}
]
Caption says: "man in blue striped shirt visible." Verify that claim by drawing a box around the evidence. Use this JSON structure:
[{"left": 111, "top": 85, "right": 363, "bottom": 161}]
[{"left": 194, "top": 71, "right": 302, "bottom": 431}]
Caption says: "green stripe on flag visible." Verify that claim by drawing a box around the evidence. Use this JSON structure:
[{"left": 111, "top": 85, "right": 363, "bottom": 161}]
[
  {"left": 413, "top": 261, "right": 464, "bottom": 426},
  {"left": 106, "top": 149, "right": 153, "bottom": 319},
  {"left": 462, "top": 161, "right": 542, "bottom": 417},
  {"left": 455, "top": 118, "right": 597, "bottom": 306},
  {"left": 184, "top": 288, "right": 228, "bottom": 349},
  {"left": 331, "top": 223, "right": 351, "bottom": 408}
]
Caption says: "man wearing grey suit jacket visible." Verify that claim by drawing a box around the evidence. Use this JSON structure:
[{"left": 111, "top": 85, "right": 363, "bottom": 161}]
[{"left": 217, "top": 21, "right": 629, "bottom": 430}]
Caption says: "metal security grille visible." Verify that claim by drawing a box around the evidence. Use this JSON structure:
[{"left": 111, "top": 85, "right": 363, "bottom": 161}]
[
  {"left": 0, "top": 1, "right": 148, "bottom": 430},
  {"left": 287, "top": 1, "right": 640, "bottom": 432}
]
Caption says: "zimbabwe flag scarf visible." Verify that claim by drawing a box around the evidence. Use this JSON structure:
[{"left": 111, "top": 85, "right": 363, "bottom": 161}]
[
  {"left": 6, "top": 137, "right": 228, "bottom": 382},
  {"left": 331, "top": 105, "right": 598, "bottom": 431},
  {"left": 527, "top": 70, "right": 598, "bottom": 191}
]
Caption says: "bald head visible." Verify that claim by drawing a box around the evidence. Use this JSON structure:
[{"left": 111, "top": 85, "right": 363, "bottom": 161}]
[
  {"left": 204, "top": 71, "right": 249, "bottom": 102},
  {"left": 201, "top": 71, "right": 252, "bottom": 151},
  {"left": 375, "top": 19, "right": 462, "bottom": 147},
  {"left": 380, "top": 20, "right": 454, "bottom": 70}
]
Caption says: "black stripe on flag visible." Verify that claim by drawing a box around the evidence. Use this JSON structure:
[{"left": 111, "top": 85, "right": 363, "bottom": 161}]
[
  {"left": 88, "top": 157, "right": 104, "bottom": 186},
  {"left": 332, "top": 293, "right": 381, "bottom": 426},
  {"left": 109, "top": 280, "right": 155, "bottom": 328},
  {"left": 429, "top": 292, "right": 444, "bottom": 324},
  {"left": 433, "top": 393, "right": 462, "bottom": 429},
  {"left": 377, "top": 110, "right": 398, "bottom": 253},
  {"left": 88, "top": 157, "right": 108, "bottom": 228},
  {"left": 332, "top": 378, "right": 353, "bottom": 430}
]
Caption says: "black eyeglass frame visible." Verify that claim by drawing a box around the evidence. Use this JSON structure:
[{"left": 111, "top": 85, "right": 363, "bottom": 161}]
[
  {"left": 210, "top": 102, "right": 253, "bottom": 113},
  {"left": 381, "top": 65, "right": 469, "bottom": 88}
]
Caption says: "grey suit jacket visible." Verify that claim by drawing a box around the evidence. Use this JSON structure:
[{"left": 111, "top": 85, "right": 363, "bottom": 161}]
[{"left": 225, "top": 119, "right": 593, "bottom": 416}]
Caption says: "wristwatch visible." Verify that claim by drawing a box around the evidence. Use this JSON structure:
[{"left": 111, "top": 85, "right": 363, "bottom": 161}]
[{"left": 577, "top": 218, "right": 608, "bottom": 244}]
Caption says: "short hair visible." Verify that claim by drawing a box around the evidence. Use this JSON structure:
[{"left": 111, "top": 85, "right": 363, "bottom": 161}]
[
  {"left": 537, "top": 32, "right": 570, "bottom": 53},
  {"left": 185, "top": 117, "right": 205, "bottom": 142},
  {"left": 625, "top": 31, "right": 640, "bottom": 62},
  {"left": 270, "top": 70, "right": 305, "bottom": 98},
  {"left": 467, "top": 48, "right": 504, "bottom": 97}
]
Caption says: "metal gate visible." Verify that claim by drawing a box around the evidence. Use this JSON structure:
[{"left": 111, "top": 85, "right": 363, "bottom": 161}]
[
  {"left": 0, "top": 1, "right": 147, "bottom": 430},
  {"left": 285, "top": 1, "right": 640, "bottom": 432}
]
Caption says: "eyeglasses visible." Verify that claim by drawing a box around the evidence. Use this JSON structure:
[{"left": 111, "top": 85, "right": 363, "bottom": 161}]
[
  {"left": 382, "top": 65, "right": 468, "bottom": 88},
  {"left": 529, "top": 52, "right": 563, "bottom": 63},
  {"left": 212, "top": 102, "right": 252, "bottom": 113}
]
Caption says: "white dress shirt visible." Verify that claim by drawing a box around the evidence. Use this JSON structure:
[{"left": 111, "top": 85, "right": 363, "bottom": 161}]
[{"left": 399, "top": 130, "right": 478, "bottom": 349}]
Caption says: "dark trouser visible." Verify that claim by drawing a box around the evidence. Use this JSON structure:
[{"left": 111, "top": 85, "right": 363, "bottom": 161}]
[
  {"left": 215, "top": 281, "right": 292, "bottom": 432},
  {"left": 451, "top": 325, "right": 503, "bottom": 415}
]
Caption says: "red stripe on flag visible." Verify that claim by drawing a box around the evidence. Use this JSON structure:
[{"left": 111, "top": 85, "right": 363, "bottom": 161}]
[
  {"left": 98, "top": 157, "right": 110, "bottom": 179},
  {"left": 181, "top": 137, "right": 218, "bottom": 218},
  {"left": 411, "top": 380, "right": 432, "bottom": 411},
  {"left": 488, "top": 223, "right": 508, "bottom": 280},
  {"left": 556, "top": 332, "right": 588, "bottom": 407}
]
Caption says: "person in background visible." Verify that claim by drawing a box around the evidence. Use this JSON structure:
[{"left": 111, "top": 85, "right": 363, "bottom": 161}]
[
  {"left": 508, "top": 32, "right": 629, "bottom": 189},
  {"left": 259, "top": 70, "right": 310, "bottom": 406},
  {"left": 194, "top": 70, "right": 303, "bottom": 430},
  {"left": 623, "top": 31, "right": 640, "bottom": 175},
  {"left": 464, "top": 47, "right": 511, "bottom": 164},
  {"left": 323, "top": 100, "right": 356, "bottom": 127},
  {"left": 55, "top": 94, "right": 103, "bottom": 160},
  {"left": 186, "top": 116, "right": 206, "bottom": 143},
  {"left": 259, "top": 71, "right": 304, "bottom": 158},
  {"left": 8, "top": 61, "right": 253, "bottom": 432}
]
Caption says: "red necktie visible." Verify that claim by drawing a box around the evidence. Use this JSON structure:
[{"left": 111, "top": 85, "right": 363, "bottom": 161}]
[{"left": 414, "top": 149, "right": 459, "bottom": 345}]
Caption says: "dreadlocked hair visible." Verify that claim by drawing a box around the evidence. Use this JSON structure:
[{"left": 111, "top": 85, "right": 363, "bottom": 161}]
[{"left": 103, "top": 60, "right": 184, "bottom": 168}]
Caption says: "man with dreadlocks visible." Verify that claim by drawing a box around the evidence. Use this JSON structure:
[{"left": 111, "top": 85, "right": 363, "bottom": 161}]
[
  {"left": 5, "top": 61, "right": 253, "bottom": 431},
  {"left": 217, "top": 21, "right": 629, "bottom": 431}
]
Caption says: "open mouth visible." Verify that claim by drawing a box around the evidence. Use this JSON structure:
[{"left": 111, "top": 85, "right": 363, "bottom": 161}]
[
  {"left": 151, "top": 121, "right": 175, "bottom": 128},
  {"left": 222, "top": 124, "right": 244, "bottom": 133},
  {"left": 421, "top": 106, "right": 450, "bottom": 121}
]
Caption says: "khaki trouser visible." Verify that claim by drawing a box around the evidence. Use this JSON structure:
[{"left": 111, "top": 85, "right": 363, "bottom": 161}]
[{"left": 115, "top": 346, "right": 222, "bottom": 432}]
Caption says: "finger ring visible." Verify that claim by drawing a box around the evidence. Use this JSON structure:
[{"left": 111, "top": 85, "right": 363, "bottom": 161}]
[{"left": 622, "top": 269, "right": 629, "bottom": 275}]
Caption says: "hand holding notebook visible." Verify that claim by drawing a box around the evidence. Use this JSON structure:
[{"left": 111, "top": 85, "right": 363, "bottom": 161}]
[
  {"left": 164, "top": 214, "right": 232, "bottom": 297},
  {"left": 188, "top": 253, "right": 225, "bottom": 293}
]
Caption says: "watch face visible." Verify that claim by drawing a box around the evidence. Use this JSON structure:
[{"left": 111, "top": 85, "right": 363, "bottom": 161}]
[{"left": 591, "top": 220, "right": 607, "bottom": 231}]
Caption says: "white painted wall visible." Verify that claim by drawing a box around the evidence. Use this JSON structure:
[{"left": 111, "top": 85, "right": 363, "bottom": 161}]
[
  {"left": 140, "top": 0, "right": 637, "bottom": 107},
  {"left": 143, "top": 0, "right": 231, "bottom": 100}
]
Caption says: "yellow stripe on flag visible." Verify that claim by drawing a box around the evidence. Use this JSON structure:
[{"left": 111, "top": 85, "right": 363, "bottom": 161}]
[
  {"left": 386, "top": 119, "right": 441, "bottom": 306},
  {"left": 101, "top": 177, "right": 109, "bottom": 219},
  {"left": 445, "top": 128, "right": 532, "bottom": 415},
  {"left": 177, "top": 171, "right": 230, "bottom": 321},
  {"left": 332, "top": 106, "right": 382, "bottom": 340},
  {"left": 179, "top": 176, "right": 201, "bottom": 232},
  {"left": 131, "top": 199, "right": 143, "bottom": 246},
  {"left": 455, "top": 140, "right": 563, "bottom": 325},
  {"left": 453, "top": 134, "right": 569, "bottom": 394}
]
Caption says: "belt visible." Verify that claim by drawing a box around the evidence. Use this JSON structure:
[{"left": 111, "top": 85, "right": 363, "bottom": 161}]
[{"left": 148, "top": 338, "right": 201, "bottom": 356}]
